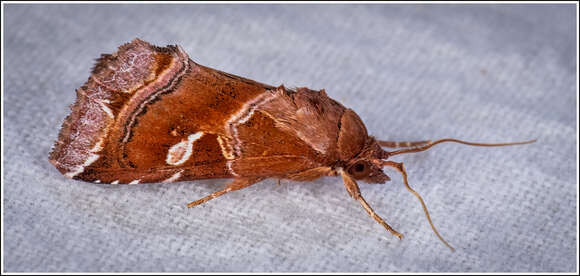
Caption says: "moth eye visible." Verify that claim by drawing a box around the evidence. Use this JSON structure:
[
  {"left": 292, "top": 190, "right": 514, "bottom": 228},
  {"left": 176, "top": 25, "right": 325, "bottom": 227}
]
[
  {"left": 354, "top": 163, "right": 365, "bottom": 172},
  {"left": 348, "top": 161, "right": 370, "bottom": 179}
]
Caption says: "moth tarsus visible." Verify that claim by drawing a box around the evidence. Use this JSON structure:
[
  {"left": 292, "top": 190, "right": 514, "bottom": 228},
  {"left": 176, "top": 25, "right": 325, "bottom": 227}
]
[{"left": 49, "top": 38, "right": 536, "bottom": 251}]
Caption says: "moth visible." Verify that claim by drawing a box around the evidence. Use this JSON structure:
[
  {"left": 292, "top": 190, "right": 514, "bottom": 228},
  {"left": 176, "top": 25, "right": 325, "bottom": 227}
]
[{"left": 49, "top": 39, "right": 534, "bottom": 251}]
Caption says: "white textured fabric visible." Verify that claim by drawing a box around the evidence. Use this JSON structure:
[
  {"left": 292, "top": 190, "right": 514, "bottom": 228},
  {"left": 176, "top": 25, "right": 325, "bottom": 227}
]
[{"left": 3, "top": 3, "right": 577, "bottom": 272}]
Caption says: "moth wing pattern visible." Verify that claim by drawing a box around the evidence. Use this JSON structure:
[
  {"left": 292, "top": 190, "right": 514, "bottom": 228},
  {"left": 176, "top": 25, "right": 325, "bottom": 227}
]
[{"left": 50, "top": 39, "right": 342, "bottom": 184}]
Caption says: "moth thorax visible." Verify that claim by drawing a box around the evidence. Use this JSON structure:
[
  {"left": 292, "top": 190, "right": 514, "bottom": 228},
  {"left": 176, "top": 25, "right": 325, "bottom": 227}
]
[{"left": 337, "top": 109, "right": 369, "bottom": 161}]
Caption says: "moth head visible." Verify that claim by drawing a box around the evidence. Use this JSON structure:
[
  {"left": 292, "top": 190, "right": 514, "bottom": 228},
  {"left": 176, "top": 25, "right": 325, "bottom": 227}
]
[
  {"left": 344, "top": 157, "right": 391, "bottom": 183},
  {"left": 341, "top": 138, "right": 392, "bottom": 183}
]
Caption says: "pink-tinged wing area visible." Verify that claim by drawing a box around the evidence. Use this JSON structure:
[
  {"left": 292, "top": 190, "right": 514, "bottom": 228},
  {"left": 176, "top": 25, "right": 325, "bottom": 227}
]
[{"left": 49, "top": 39, "right": 233, "bottom": 184}]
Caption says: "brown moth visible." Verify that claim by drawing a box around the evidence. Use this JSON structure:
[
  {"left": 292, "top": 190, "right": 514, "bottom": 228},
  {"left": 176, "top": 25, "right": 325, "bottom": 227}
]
[{"left": 49, "top": 39, "right": 534, "bottom": 251}]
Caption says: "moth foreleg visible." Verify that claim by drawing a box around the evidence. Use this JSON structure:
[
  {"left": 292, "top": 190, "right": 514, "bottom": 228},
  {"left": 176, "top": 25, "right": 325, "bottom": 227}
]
[
  {"left": 338, "top": 168, "right": 403, "bottom": 239},
  {"left": 186, "top": 177, "right": 263, "bottom": 208}
]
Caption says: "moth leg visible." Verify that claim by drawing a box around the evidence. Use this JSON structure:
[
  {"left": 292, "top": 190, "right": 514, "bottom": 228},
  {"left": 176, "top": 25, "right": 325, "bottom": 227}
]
[
  {"left": 377, "top": 140, "right": 431, "bottom": 148},
  {"left": 285, "top": 167, "right": 333, "bottom": 182},
  {"left": 339, "top": 168, "right": 403, "bottom": 239},
  {"left": 186, "top": 177, "right": 263, "bottom": 208}
]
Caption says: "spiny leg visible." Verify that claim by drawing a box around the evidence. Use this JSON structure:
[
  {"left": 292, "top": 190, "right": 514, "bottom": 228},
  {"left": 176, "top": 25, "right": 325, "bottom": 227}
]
[
  {"left": 339, "top": 168, "right": 403, "bottom": 239},
  {"left": 186, "top": 177, "right": 263, "bottom": 208},
  {"left": 378, "top": 140, "right": 431, "bottom": 148},
  {"left": 383, "top": 160, "right": 455, "bottom": 251}
]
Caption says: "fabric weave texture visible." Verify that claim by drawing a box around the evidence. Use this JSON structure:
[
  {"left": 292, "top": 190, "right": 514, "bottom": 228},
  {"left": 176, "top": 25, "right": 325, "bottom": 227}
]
[{"left": 3, "top": 4, "right": 577, "bottom": 272}]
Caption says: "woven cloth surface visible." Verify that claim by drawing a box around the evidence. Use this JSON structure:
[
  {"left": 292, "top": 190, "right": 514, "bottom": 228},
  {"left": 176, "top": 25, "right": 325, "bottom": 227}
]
[{"left": 3, "top": 3, "right": 577, "bottom": 272}]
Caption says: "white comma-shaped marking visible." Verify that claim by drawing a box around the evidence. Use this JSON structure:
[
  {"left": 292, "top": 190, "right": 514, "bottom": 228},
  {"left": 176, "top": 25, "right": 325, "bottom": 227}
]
[{"left": 166, "top": 132, "right": 204, "bottom": 166}]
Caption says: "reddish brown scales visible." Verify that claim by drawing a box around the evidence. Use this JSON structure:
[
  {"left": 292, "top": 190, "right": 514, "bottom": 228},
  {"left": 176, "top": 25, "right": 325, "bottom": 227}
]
[
  {"left": 49, "top": 39, "right": 535, "bottom": 251},
  {"left": 49, "top": 39, "right": 370, "bottom": 184}
]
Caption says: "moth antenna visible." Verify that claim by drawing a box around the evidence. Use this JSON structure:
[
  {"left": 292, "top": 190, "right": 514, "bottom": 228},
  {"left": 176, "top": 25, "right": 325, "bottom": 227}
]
[
  {"left": 377, "top": 140, "right": 431, "bottom": 148},
  {"left": 382, "top": 160, "right": 455, "bottom": 252},
  {"left": 384, "top": 138, "right": 536, "bottom": 158}
]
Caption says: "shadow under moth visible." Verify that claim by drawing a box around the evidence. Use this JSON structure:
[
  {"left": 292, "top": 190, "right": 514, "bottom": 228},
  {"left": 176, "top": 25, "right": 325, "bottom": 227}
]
[{"left": 49, "top": 39, "right": 534, "bottom": 251}]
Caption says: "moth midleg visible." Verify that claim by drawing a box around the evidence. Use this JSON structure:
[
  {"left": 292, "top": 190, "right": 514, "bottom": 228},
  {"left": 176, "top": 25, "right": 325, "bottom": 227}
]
[
  {"left": 377, "top": 140, "right": 431, "bottom": 148},
  {"left": 285, "top": 167, "right": 333, "bottom": 181},
  {"left": 339, "top": 168, "right": 403, "bottom": 239},
  {"left": 186, "top": 177, "right": 263, "bottom": 208},
  {"left": 382, "top": 160, "right": 454, "bottom": 251}
]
